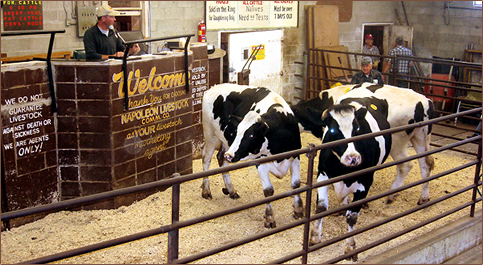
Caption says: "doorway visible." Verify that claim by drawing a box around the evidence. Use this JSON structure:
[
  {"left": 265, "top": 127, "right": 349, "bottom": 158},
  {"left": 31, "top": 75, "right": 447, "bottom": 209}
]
[
  {"left": 362, "top": 24, "right": 387, "bottom": 72},
  {"left": 362, "top": 24, "right": 413, "bottom": 72},
  {"left": 220, "top": 30, "right": 283, "bottom": 95}
]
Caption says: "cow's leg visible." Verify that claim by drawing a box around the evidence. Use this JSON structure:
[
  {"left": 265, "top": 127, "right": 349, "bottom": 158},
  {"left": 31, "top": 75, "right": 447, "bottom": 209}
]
[
  {"left": 216, "top": 145, "right": 240, "bottom": 199},
  {"left": 290, "top": 157, "right": 304, "bottom": 219},
  {"left": 341, "top": 180, "right": 372, "bottom": 262},
  {"left": 257, "top": 164, "right": 276, "bottom": 228},
  {"left": 409, "top": 128, "right": 434, "bottom": 205},
  {"left": 387, "top": 133, "right": 413, "bottom": 204},
  {"left": 310, "top": 172, "right": 329, "bottom": 245},
  {"left": 201, "top": 140, "right": 217, "bottom": 199}
]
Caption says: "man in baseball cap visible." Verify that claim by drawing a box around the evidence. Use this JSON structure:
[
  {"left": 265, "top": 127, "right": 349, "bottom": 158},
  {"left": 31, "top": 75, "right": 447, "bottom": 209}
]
[
  {"left": 362, "top": 33, "right": 381, "bottom": 70},
  {"left": 83, "top": 4, "right": 140, "bottom": 60},
  {"left": 96, "top": 4, "right": 121, "bottom": 17},
  {"left": 350, "top": 56, "right": 384, "bottom": 85},
  {"left": 383, "top": 36, "right": 414, "bottom": 87}
]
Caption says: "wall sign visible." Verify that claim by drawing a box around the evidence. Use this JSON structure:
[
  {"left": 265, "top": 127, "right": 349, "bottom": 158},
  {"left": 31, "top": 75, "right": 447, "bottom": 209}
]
[
  {"left": 206, "top": 1, "right": 298, "bottom": 30},
  {"left": 2, "top": 1, "right": 43, "bottom": 31}
]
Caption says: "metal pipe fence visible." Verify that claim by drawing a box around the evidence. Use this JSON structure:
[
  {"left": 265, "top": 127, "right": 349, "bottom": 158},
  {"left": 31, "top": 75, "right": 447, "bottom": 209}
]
[
  {"left": 2, "top": 108, "right": 481, "bottom": 264},
  {"left": 302, "top": 48, "right": 482, "bottom": 131}
]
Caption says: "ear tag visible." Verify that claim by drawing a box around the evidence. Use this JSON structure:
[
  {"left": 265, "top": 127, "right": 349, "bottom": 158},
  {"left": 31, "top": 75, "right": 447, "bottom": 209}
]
[
  {"left": 344, "top": 87, "right": 351, "bottom": 94},
  {"left": 370, "top": 104, "right": 377, "bottom": 110}
]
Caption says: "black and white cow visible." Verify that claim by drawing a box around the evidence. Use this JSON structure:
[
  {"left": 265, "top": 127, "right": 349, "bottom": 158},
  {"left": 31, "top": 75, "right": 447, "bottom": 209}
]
[
  {"left": 291, "top": 83, "right": 435, "bottom": 205},
  {"left": 309, "top": 88, "right": 392, "bottom": 260},
  {"left": 201, "top": 83, "right": 303, "bottom": 228}
]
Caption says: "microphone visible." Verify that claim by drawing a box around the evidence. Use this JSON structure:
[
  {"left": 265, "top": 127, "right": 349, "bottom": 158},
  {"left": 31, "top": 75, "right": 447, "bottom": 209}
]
[{"left": 109, "top": 25, "right": 126, "bottom": 43}]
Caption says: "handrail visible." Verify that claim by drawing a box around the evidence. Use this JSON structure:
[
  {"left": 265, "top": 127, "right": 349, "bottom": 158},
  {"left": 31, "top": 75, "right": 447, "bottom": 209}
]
[
  {"left": 1, "top": 29, "right": 66, "bottom": 113},
  {"left": 121, "top": 34, "right": 195, "bottom": 110},
  {"left": 2, "top": 107, "right": 481, "bottom": 222},
  {"left": 2, "top": 107, "right": 481, "bottom": 264}
]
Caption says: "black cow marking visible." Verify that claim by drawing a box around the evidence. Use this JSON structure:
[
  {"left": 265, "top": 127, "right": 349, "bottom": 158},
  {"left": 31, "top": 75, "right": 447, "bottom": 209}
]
[
  {"left": 365, "top": 84, "right": 384, "bottom": 92},
  {"left": 407, "top": 101, "right": 426, "bottom": 135}
]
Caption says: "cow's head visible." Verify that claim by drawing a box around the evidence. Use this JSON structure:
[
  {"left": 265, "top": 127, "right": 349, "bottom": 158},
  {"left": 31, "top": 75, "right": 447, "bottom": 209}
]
[
  {"left": 320, "top": 104, "right": 369, "bottom": 167},
  {"left": 290, "top": 92, "right": 335, "bottom": 138},
  {"left": 224, "top": 111, "right": 269, "bottom": 163}
]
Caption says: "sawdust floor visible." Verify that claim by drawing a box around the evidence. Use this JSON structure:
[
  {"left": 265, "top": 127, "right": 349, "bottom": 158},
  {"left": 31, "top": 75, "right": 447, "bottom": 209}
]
[{"left": 1, "top": 133, "right": 481, "bottom": 264}]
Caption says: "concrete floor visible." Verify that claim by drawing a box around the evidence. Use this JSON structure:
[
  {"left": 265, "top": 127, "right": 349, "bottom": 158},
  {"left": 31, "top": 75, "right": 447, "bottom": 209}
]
[
  {"left": 443, "top": 244, "right": 482, "bottom": 264},
  {"left": 363, "top": 119, "right": 482, "bottom": 264}
]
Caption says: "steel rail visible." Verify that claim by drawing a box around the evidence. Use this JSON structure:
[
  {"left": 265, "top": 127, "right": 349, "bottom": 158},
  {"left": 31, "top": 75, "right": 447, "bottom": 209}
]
[
  {"left": 1, "top": 29, "right": 66, "bottom": 113},
  {"left": 14, "top": 138, "right": 481, "bottom": 263},
  {"left": 272, "top": 182, "right": 481, "bottom": 264},
  {"left": 2, "top": 108, "right": 480, "bottom": 222},
  {"left": 324, "top": 199, "right": 481, "bottom": 264},
  {"left": 4, "top": 109, "right": 481, "bottom": 264}
]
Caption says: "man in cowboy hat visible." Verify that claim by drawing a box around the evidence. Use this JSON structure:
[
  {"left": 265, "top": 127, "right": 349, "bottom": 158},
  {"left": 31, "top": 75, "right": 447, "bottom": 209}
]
[{"left": 83, "top": 4, "right": 140, "bottom": 60}]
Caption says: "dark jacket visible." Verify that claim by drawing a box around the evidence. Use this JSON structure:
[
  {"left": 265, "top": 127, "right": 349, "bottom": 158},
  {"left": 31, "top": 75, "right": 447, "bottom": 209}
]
[
  {"left": 350, "top": 69, "right": 384, "bottom": 85},
  {"left": 83, "top": 25, "right": 125, "bottom": 60}
]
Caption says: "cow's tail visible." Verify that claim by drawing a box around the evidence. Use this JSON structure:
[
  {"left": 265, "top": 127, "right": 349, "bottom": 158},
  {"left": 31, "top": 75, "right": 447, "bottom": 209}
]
[
  {"left": 425, "top": 154, "right": 435, "bottom": 171},
  {"left": 426, "top": 99, "right": 435, "bottom": 172}
]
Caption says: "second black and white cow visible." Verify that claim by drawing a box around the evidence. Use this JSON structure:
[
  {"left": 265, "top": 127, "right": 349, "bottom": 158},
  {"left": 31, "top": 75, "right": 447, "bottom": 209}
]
[
  {"left": 201, "top": 83, "right": 303, "bottom": 228},
  {"left": 292, "top": 83, "right": 435, "bottom": 205},
  {"left": 310, "top": 90, "right": 392, "bottom": 260}
]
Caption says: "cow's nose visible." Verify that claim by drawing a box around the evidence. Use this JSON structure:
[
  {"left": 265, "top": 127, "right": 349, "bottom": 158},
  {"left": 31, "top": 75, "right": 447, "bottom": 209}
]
[
  {"left": 224, "top": 153, "right": 233, "bottom": 162},
  {"left": 345, "top": 155, "right": 361, "bottom": 166}
]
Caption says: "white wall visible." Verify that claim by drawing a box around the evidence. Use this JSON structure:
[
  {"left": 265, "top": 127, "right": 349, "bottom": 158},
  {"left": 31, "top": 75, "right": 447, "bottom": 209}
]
[{"left": 1, "top": 1, "right": 481, "bottom": 102}]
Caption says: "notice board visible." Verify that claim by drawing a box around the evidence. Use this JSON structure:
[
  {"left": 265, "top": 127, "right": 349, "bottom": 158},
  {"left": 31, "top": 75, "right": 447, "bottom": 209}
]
[
  {"left": 3, "top": 1, "right": 43, "bottom": 31},
  {"left": 206, "top": 1, "right": 298, "bottom": 30}
]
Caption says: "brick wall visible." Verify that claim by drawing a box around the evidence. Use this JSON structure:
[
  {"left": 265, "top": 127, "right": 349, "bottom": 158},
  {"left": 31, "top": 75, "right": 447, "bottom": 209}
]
[
  {"left": 1, "top": 62, "right": 59, "bottom": 212},
  {"left": 52, "top": 47, "right": 207, "bottom": 208}
]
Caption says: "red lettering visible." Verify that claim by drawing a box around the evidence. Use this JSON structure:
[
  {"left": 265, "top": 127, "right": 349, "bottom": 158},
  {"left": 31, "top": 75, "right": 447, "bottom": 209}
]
[{"left": 243, "top": 1, "right": 263, "bottom": 5}]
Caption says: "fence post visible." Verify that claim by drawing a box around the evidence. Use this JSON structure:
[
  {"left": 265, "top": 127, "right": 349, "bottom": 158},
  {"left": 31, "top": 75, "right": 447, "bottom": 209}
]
[
  {"left": 470, "top": 137, "right": 482, "bottom": 217},
  {"left": 168, "top": 173, "right": 181, "bottom": 263},
  {"left": 301, "top": 144, "right": 317, "bottom": 264}
]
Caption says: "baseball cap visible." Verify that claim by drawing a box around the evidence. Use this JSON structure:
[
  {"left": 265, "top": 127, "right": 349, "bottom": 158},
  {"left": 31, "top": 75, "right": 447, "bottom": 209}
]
[
  {"left": 361, "top": 56, "right": 372, "bottom": 65},
  {"left": 96, "top": 4, "right": 120, "bottom": 17},
  {"left": 365, "top": 34, "right": 374, "bottom": 40},
  {"left": 396, "top": 36, "right": 404, "bottom": 45}
]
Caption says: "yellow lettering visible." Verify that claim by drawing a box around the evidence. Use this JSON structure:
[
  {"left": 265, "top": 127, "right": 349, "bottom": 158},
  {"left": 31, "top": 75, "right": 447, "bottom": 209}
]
[{"left": 115, "top": 66, "right": 188, "bottom": 98}]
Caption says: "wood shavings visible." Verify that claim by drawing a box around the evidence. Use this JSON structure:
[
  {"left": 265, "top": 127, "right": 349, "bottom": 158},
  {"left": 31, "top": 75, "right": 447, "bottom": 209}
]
[{"left": 1, "top": 133, "right": 480, "bottom": 264}]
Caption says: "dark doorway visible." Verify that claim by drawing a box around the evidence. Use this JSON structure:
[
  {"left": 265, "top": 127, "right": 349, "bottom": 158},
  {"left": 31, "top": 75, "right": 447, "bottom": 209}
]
[{"left": 363, "top": 25, "right": 385, "bottom": 71}]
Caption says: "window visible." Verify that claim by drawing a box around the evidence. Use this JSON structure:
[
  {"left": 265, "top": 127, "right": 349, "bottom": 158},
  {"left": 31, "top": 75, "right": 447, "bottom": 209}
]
[{"left": 474, "top": 1, "right": 482, "bottom": 8}]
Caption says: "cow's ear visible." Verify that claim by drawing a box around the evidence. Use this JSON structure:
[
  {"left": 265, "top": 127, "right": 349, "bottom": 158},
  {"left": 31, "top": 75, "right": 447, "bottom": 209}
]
[
  {"left": 259, "top": 121, "right": 269, "bottom": 136},
  {"left": 306, "top": 107, "right": 324, "bottom": 126},
  {"left": 320, "top": 109, "right": 332, "bottom": 126},
  {"left": 355, "top": 107, "right": 368, "bottom": 120},
  {"left": 228, "top": 115, "right": 243, "bottom": 123}
]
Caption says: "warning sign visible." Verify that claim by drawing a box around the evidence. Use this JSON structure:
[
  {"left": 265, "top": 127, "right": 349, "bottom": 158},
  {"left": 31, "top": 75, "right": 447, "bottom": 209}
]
[{"left": 252, "top": 45, "right": 265, "bottom": 60}]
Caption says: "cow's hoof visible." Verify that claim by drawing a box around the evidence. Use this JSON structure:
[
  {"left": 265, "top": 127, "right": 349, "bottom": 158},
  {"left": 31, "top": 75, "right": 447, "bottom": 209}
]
[
  {"left": 201, "top": 192, "right": 212, "bottom": 200},
  {"left": 345, "top": 247, "right": 358, "bottom": 261},
  {"left": 222, "top": 188, "right": 240, "bottom": 199},
  {"left": 293, "top": 210, "right": 304, "bottom": 219},
  {"left": 309, "top": 231, "right": 321, "bottom": 246},
  {"left": 386, "top": 194, "right": 399, "bottom": 204},
  {"left": 344, "top": 253, "right": 358, "bottom": 262},
  {"left": 264, "top": 217, "right": 276, "bottom": 228},
  {"left": 229, "top": 193, "right": 240, "bottom": 199},
  {"left": 332, "top": 210, "right": 345, "bottom": 216},
  {"left": 417, "top": 197, "right": 430, "bottom": 205}
]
